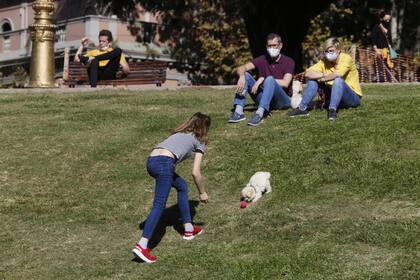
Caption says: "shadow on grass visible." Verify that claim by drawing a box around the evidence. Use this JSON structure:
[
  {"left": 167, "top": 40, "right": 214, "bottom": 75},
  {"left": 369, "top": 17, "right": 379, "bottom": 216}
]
[
  {"left": 131, "top": 200, "right": 202, "bottom": 263},
  {"left": 228, "top": 103, "right": 257, "bottom": 113},
  {"left": 243, "top": 105, "right": 258, "bottom": 112}
]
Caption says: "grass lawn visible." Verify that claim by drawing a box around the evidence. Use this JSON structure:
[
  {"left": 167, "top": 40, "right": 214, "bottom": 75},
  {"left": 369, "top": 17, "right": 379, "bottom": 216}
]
[{"left": 0, "top": 84, "right": 419, "bottom": 280}]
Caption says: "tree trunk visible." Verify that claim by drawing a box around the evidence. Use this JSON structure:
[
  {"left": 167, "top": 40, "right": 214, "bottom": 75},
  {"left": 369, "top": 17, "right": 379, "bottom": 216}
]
[{"left": 390, "top": 0, "right": 405, "bottom": 49}]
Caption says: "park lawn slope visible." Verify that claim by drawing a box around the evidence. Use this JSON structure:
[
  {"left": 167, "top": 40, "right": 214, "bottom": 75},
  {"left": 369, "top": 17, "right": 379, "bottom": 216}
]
[{"left": 0, "top": 84, "right": 419, "bottom": 280}]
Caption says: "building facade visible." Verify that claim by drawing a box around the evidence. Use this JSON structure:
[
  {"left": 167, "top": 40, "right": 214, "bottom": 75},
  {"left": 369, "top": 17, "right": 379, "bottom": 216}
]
[{"left": 0, "top": 0, "right": 172, "bottom": 73}]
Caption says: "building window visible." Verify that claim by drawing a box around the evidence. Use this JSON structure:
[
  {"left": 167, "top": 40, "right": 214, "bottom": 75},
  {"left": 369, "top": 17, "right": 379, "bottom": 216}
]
[
  {"left": 1, "top": 21, "right": 11, "bottom": 33},
  {"left": 1, "top": 20, "right": 13, "bottom": 52},
  {"left": 141, "top": 21, "right": 156, "bottom": 44},
  {"left": 55, "top": 25, "right": 66, "bottom": 42}
]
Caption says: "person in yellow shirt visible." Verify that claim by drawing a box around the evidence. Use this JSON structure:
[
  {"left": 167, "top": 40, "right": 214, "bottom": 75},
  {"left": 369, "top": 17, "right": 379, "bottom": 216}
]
[
  {"left": 74, "top": 29, "right": 130, "bottom": 87},
  {"left": 287, "top": 37, "right": 362, "bottom": 120}
]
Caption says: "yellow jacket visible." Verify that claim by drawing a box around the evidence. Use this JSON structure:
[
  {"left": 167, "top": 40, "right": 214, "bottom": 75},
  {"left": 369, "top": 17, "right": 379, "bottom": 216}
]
[
  {"left": 307, "top": 52, "right": 363, "bottom": 96},
  {"left": 85, "top": 48, "right": 127, "bottom": 67}
]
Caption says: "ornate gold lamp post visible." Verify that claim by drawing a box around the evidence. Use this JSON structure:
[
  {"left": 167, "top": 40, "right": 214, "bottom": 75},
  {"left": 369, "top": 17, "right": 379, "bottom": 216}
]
[{"left": 29, "top": 0, "right": 57, "bottom": 88}]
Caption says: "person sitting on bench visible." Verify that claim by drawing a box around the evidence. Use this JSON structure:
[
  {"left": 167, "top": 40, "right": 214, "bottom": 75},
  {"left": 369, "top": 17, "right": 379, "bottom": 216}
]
[{"left": 74, "top": 29, "right": 130, "bottom": 87}]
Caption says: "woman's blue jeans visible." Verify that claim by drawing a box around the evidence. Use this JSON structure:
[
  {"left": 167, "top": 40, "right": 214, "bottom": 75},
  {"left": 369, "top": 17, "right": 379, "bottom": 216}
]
[
  {"left": 299, "top": 78, "right": 361, "bottom": 111},
  {"left": 233, "top": 72, "right": 291, "bottom": 111},
  {"left": 142, "top": 156, "right": 191, "bottom": 239}
]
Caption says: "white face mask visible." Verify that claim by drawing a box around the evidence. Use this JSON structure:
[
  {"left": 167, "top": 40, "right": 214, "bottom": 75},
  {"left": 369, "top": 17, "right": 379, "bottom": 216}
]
[
  {"left": 325, "top": 52, "right": 338, "bottom": 62},
  {"left": 267, "top": 48, "right": 280, "bottom": 58}
]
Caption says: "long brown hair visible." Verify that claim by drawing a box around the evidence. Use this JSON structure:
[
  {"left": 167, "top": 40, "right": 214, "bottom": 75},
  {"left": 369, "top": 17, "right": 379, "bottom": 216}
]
[{"left": 173, "top": 112, "right": 211, "bottom": 144}]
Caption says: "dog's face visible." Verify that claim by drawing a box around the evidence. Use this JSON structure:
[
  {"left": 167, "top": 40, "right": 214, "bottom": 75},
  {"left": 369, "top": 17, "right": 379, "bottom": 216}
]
[{"left": 241, "top": 185, "right": 256, "bottom": 202}]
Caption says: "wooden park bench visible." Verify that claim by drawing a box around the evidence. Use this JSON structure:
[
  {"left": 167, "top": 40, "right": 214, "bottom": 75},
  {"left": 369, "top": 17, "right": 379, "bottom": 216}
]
[{"left": 63, "top": 59, "right": 167, "bottom": 87}]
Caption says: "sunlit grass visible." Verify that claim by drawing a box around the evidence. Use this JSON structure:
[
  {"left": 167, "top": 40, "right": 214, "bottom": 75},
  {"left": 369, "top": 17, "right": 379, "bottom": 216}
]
[{"left": 0, "top": 84, "right": 419, "bottom": 280}]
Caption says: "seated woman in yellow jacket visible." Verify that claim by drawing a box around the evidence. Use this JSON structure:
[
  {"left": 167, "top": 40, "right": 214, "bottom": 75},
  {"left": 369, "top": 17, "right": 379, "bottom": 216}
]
[{"left": 287, "top": 37, "right": 362, "bottom": 120}]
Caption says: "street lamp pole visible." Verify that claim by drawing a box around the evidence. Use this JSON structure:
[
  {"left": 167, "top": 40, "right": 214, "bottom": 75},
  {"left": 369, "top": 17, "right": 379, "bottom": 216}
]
[{"left": 28, "top": 0, "right": 57, "bottom": 88}]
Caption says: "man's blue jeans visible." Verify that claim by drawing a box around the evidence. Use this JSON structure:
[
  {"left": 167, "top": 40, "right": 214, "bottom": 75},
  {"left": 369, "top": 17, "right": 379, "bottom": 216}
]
[
  {"left": 142, "top": 156, "right": 191, "bottom": 239},
  {"left": 233, "top": 72, "right": 291, "bottom": 111},
  {"left": 299, "top": 78, "right": 361, "bottom": 111}
]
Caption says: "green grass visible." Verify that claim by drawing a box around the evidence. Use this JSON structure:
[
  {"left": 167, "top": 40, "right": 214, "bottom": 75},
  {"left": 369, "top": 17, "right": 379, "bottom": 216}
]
[{"left": 0, "top": 85, "right": 419, "bottom": 280}]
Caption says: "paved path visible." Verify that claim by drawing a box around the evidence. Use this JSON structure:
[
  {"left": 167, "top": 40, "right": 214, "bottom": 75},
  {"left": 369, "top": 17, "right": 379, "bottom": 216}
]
[
  {"left": 0, "top": 83, "right": 418, "bottom": 95},
  {"left": 0, "top": 84, "right": 237, "bottom": 94}
]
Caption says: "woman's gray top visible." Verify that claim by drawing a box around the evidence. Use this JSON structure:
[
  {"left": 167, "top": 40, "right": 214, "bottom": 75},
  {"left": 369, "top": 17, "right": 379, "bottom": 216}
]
[{"left": 156, "top": 132, "right": 205, "bottom": 164}]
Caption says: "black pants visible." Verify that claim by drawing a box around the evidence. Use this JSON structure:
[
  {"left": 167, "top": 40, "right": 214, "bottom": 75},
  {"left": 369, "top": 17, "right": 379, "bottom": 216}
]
[{"left": 80, "top": 48, "right": 122, "bottom": 87}]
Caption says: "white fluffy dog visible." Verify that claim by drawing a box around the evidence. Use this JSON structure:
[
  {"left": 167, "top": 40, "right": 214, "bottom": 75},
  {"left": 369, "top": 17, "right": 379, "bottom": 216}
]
[
  {"left": 241, "top": 172, "right": 272, "bottom": 203},
  {"left": 291, "top": 80, "right": 303, "bottom": 109}
]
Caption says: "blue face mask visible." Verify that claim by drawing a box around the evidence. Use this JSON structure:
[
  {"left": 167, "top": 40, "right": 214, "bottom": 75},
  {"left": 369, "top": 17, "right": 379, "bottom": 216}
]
[{"left": 325, "top": 52, "right": 338, "bottom": 62}]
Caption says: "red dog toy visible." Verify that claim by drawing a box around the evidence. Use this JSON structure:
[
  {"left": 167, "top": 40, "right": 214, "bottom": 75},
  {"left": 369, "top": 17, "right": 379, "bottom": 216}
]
[{"left": 240, "top": 201, "right": 248, "bottom": 209}]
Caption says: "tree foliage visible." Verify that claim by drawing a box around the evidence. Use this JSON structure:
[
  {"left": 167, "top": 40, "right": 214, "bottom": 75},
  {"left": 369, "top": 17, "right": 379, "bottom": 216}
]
[
  {"left": 302, "top": 3, "right": 359, "bottom": 69},
  {"left": 175, "top": 1, "right": 252, "bottom": 84},
  {"left": 301, "top": 0, "right": 420, "bottom": 68},
  {"left": 96, "top": 0, "right": 251, "bottom": 84},
  {"left": 95, "top": 0, "right": 419, "bottom": 83},
  {"left": 394, "top": 0, "right": 420, "bottom": 54}
]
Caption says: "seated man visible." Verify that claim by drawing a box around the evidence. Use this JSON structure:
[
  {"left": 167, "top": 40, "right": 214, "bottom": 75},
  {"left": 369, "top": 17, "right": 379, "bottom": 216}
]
[
  {"left": 287, "top": 37, "right": 362, "bottom": 120},
  {"left": 228, "top": 33, "right": 295, "bottom": 126},
  {"left": 74, "top": 29, "right": 130, "bottom": 87}
]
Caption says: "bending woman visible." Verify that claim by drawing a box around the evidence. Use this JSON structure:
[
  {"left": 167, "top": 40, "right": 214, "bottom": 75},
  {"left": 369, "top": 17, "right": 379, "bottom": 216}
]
[{"left": 132, "top": 112, "right": 211, "bottom": 263}]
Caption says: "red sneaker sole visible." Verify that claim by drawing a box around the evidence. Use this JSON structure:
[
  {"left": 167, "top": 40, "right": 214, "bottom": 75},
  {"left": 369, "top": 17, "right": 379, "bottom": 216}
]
[
  {"left": 132, "top": 248, "right": 157, "bottom": 263},
  {"left": 183, "top": 229, "right": 203, "bottom": 240}
]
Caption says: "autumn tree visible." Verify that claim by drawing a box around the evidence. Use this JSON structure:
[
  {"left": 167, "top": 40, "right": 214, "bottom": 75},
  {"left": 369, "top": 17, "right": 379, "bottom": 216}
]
[
  {"left": 301, "top": 0, "right": 420, "bottom": 68},
  {"left": 96, "top": 0, "right": 251, "bottom": 84},
  {"left": 96, "top": 0, "right": 419, "bottom": 82},
  {"left": 166, "top": 1, "right": 252, "bottom": 84}
]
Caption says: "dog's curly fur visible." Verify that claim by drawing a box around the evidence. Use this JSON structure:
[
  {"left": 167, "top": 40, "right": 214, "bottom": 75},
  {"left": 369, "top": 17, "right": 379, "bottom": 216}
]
[
  {"left": 241, "top": 172, "right": 272, "bottom": 202},
  {"left": 291, "top": 80, "right": 303, "bottom": 109}
]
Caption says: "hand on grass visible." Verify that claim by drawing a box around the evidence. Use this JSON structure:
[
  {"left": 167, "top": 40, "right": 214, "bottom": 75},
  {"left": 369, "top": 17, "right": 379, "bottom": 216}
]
[{"left": 199, "top": 192, "right": 209, "bottom": 203}]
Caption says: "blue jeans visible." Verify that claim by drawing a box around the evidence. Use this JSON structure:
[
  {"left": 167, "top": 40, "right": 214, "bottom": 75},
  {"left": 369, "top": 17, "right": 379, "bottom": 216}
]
[
  {"left": 233, "top": 72, "right": 291, "bottom": 111},
  {"left": 299, "top": 78, "right": 361, "bottom": 111},
  {"left": 142, "top": 156, "right": 191, "bottom": 239}
]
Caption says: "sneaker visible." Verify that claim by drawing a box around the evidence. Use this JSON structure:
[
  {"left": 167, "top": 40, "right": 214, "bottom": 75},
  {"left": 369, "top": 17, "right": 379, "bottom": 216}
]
[
  {"left": 183, "top": 226, "right": 203, "bottom": 240},
  {"left": 247, "top": 113, "right": 264, "bottom": 126},
  {"left": 327, "top": 109, "right": 337, "bottom": 121},
  {"left": 228, "top": 112, "right": 246, "bottom": 123},
  {"left": 132, "top": 243, "right": 157, "bottom": 263},
  {"left": 287, "top": 108, "right": 309, "bottom": 117}
]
